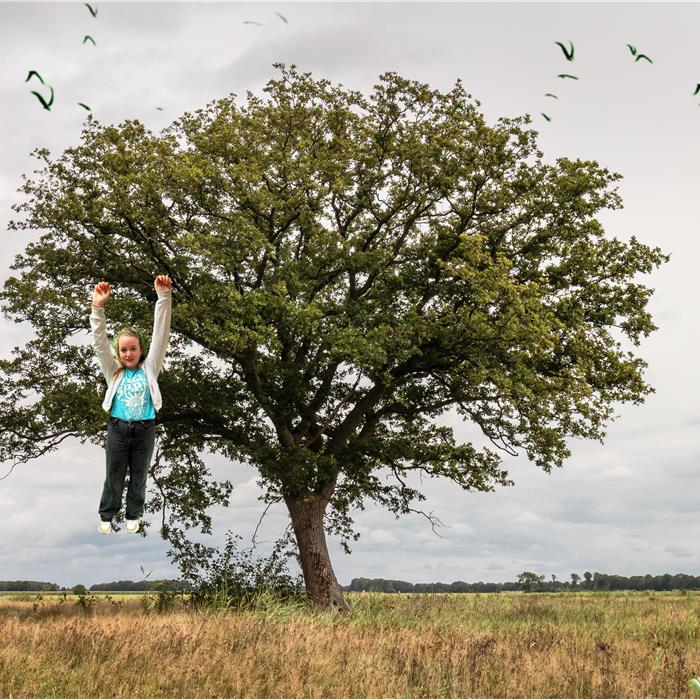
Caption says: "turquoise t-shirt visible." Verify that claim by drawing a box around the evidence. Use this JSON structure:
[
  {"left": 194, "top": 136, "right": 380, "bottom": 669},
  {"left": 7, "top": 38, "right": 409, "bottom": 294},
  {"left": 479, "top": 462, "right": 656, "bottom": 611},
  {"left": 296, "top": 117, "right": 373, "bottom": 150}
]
[{"left": 110, "top": 366, "right": 156, "bottom": 420}]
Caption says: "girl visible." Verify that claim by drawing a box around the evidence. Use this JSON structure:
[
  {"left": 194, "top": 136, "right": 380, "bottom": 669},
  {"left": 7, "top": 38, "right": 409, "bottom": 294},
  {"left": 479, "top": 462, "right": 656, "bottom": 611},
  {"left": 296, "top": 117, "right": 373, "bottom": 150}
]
[{"left": 90, "top": 275, "right": 172, "bottom": 534}]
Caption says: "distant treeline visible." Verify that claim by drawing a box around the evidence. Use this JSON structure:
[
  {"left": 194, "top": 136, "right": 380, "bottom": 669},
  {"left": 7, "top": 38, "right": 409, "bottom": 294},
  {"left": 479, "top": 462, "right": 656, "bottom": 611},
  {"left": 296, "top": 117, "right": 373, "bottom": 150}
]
[
  {"left": 90, "top": 579, "right": 192, "bottom": 592},
  {"left": 344, "top": 578, "right": 520, "bottom": 593},
  {"left": 0, "top": 580, "right": 61, "bottom": 591},
  {"left": 6, "top": 572, "right": 700, "bottom": 594},
  {"left": 0, "top": 579, "right": 190, "bottom": 592},
  {"left": 345, "top": 572, "right": 700, "bottom": 593}
]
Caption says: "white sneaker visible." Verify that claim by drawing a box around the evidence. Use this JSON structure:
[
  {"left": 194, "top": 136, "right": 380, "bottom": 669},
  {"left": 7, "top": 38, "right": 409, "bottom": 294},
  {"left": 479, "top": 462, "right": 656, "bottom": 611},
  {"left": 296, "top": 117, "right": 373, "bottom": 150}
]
[
  {"left": 98, "top": 520, "right": 112, "bottom": 534},
  {"left": 126, "top": 519, "right": 140, "bottom": 534}
]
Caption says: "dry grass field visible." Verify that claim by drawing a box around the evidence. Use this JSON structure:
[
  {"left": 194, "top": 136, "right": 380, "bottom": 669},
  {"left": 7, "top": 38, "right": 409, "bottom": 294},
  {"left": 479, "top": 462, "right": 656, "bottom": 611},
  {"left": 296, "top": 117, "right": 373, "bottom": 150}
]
[{"left": 1, "top": 590, "right": 699, "bottom": 698}]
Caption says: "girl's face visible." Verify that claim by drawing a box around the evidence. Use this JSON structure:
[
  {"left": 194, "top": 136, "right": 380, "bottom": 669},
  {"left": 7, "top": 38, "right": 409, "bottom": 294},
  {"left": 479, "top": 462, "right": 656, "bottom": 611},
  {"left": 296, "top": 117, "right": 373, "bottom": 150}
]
[{"left": 118, "top": 334, "right": 141, "bottom": 369}]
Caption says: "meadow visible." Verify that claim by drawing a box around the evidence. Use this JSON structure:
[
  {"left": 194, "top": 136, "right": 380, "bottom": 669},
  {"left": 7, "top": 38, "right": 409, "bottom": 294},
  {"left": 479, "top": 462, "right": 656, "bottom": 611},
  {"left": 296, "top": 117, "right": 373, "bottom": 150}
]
[{"left": 1, "top": 590, "right": 699, "bottom": 698}]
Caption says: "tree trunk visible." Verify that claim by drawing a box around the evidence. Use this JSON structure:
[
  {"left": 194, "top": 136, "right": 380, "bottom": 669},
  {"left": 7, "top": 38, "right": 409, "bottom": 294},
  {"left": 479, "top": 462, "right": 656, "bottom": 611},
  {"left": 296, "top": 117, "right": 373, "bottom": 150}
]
[{"left": 285, "top": 493, "right": 349, "bottom": 611}]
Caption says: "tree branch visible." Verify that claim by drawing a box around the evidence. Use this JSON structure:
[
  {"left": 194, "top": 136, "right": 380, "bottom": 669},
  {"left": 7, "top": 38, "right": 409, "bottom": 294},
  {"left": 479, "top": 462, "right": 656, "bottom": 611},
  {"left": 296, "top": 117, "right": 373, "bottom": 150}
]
[{"left": 301, "top": 369, "right": 364, "bottom": 448}]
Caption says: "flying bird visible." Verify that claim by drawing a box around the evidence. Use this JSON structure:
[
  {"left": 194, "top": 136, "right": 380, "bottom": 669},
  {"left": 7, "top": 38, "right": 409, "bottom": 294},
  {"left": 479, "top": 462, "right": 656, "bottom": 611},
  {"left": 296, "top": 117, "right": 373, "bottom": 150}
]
[
  {"left": 544, "top": 93, "right": 559, "bottom": 98},
  {"left": 275, "top": 11, "right": 288, "bottom": 23},
  {"left": 694, "top": 84, "right": 700, "bottom": 95},
  {"left": 156, "top": 106, "right": 164, "bottom": 111},
  {"left": 555, "top": 40, "right": 574, "bottom": 61},
  {"left": 26, "top": 70, "right": 54, "bottom": 110},
  {"left": 140, "top": 564, "right": 153, "bottom": 579},
  {"left": 78, "top": 102, "right": 91, "bottom": 111},
  {"left": 83, "top": 35, "right": 96, "bottom": 45},
  {"left": 25, "top": 70, "right": 45, "bottom": 85},
  {"left": 541, "top": 112, "right": 552, "bottom": 122},
  {"left": 31, "top": 85, "right": 54, "bottom": 111},
  {"left": 243, "top": 20, "right": 262, "bottom": 25},
  {"left": 84, "top": 3, "right": 97, "bottom": 17},
  {"left": 557, "top": 74, "right": 578, "bottom": 80},
  {"left": 627, "top": 43, "right": 652, "bottom": 63}
]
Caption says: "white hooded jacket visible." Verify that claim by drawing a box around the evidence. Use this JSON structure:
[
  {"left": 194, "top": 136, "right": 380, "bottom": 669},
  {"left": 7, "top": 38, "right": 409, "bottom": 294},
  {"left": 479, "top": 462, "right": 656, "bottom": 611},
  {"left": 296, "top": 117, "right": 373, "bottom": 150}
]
[{"left": 90, "top": 290, "right": 172, "bottom": 413}]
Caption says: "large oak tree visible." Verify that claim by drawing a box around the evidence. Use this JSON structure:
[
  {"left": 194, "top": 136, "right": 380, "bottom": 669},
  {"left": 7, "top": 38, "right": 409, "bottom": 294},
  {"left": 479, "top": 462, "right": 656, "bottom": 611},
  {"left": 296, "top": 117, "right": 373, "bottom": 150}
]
[{"left": 0, "top": 65, "right": 667, "bottom": 608}]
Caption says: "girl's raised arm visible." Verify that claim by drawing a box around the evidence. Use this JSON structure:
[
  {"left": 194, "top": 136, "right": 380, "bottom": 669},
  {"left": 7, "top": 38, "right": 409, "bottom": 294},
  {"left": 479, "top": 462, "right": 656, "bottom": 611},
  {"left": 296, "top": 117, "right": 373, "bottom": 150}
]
[
  {"left": 144, "top": 275, "right": 172, "bottom": 377},
  {"left": 90, "top": 282, "right": 119, "bottom": 381}
]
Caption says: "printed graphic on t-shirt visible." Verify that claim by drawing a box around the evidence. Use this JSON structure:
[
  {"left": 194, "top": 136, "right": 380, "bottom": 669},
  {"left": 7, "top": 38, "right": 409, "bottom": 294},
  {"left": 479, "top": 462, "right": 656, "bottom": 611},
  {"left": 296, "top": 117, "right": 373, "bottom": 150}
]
[{"left": 116, "top": 369, "right": 150, "bottom": 420}]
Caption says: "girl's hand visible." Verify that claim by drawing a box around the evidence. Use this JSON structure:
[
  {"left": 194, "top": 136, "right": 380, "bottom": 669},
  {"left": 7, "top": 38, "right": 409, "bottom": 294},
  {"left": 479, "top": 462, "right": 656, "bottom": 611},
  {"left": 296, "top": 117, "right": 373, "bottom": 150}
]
[
  {"left": 154, "top": 275, "right": 172, "bottom": 292},
  {"left": 92, "top": 282, "right": 111, "bottom": 307}
]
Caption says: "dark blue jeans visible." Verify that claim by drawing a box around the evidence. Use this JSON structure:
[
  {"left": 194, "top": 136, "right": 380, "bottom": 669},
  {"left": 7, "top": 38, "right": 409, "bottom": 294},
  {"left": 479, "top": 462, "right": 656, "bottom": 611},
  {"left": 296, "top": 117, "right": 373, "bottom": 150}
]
[{"left": 99, "top": 416, "right": 155, "bottom": 522}]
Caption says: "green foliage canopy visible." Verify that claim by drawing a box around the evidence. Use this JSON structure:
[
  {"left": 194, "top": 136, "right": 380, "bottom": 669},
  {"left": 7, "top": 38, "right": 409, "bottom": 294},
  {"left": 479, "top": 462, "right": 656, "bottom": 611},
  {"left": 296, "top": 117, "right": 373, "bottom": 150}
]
[{"left": 0, "top": 65, "right": 667, "bottom": 582}]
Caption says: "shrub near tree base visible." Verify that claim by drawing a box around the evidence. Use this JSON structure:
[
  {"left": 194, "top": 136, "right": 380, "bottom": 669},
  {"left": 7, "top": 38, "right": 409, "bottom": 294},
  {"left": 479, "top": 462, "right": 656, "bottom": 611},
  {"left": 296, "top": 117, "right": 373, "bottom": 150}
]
[
  {"left": 175, "top": 532, "right": 306, "bottom": 612},
  {"left": 0, "top": 64, "right": 667, "bottom": 609}
]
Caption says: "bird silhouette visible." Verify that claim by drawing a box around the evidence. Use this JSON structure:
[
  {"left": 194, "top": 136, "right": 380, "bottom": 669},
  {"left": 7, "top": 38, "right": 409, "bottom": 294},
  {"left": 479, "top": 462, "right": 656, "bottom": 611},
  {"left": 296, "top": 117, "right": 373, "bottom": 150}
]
[
  {"left": 25, "top": 70, "right": 45, "bottom": 85},
  {"left": 31, "top": 85, "right": 54, "bottom": 111},
  {"left": 275, "top": 11, "right": 288, "bottom": 23},
  {"left": 541, "top": 112, "right": 552, "bottom": 122},
  {"left": 82, "top": 35, "right": 96, "bottom": 45},
  {"left": 243, "top": 20, "right": 262, "bottom": 25},
  {"left": 140, "top": 564, "right": 153, "bottom": 579},
  {"left": 84, "top": 3, "right": 97, "bottom": 17},
  {"left": 694, "top": 84, "right": 700, "bottom": 96},
  {"left": 557, "top": 74, "right": 578, "bottom": 80},
  {"left": 78, "top": 102, "right": 91, "bottom": 111},
  {"left": 555, "top": 40, "right": 574, "bottom": 61},
  {"left": 156, "top": 106, "right": 164, "bottom": 111},
  {"left": 627, "top": 43, "right": 652, "bottom": 63},
  {"left": 545, "top": 93, "right": 559, "bottom": 98}
]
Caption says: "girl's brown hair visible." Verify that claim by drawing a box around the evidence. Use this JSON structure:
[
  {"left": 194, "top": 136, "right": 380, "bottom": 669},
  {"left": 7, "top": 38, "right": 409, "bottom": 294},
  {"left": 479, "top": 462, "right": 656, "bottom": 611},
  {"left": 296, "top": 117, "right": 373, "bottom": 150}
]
[{"left": 111, "top": 327, "right": 149, "bottom": 379}]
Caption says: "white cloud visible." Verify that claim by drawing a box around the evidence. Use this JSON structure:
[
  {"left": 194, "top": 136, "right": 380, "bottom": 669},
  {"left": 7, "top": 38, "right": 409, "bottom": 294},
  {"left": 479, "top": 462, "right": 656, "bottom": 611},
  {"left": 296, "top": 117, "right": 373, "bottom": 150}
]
[
  {"left": 448, "top": 522, "right": 475, "bottom": 535},
  {"left": 593, "top": 465, "right": 636, "bottom": 480},
  {"left": 366, "top": 529, "right": 400, "bottom": 546},
  {"left": 513, "top": 510, "right": 545, "bottom": 524},
  {"left": 228, "top": 476, "right": 265, "bottom": 508}
]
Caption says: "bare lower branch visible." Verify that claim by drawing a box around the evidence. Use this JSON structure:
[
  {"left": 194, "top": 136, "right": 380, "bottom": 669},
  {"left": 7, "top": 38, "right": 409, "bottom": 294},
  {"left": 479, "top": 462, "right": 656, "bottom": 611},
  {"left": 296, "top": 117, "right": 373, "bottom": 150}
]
[
  {"left": 0, "top": 462, "right": 18, "bottom": 481},
  {"left": 251, "top": 497, "right": 282, "bottom": 547},
  {"left": 0, "top": 431, "right": 80, "bottom": 481},
  {"left": 408, "top": 507, "right": 447, "bottom": 538}
]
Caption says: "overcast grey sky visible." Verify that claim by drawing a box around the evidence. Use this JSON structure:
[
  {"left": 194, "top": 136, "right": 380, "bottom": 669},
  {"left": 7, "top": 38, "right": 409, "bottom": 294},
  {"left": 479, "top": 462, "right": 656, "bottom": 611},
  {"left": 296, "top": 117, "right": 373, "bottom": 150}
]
[{"left": 1, "top": 1, "right": 699, "bottom": 589}]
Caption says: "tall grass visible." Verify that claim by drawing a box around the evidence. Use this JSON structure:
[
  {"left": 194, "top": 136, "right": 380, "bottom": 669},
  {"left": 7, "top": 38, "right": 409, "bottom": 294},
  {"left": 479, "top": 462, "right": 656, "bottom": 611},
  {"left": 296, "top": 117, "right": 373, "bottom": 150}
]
[{"left": 1, "top": 591, "right": 699, "bottom": 697}]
